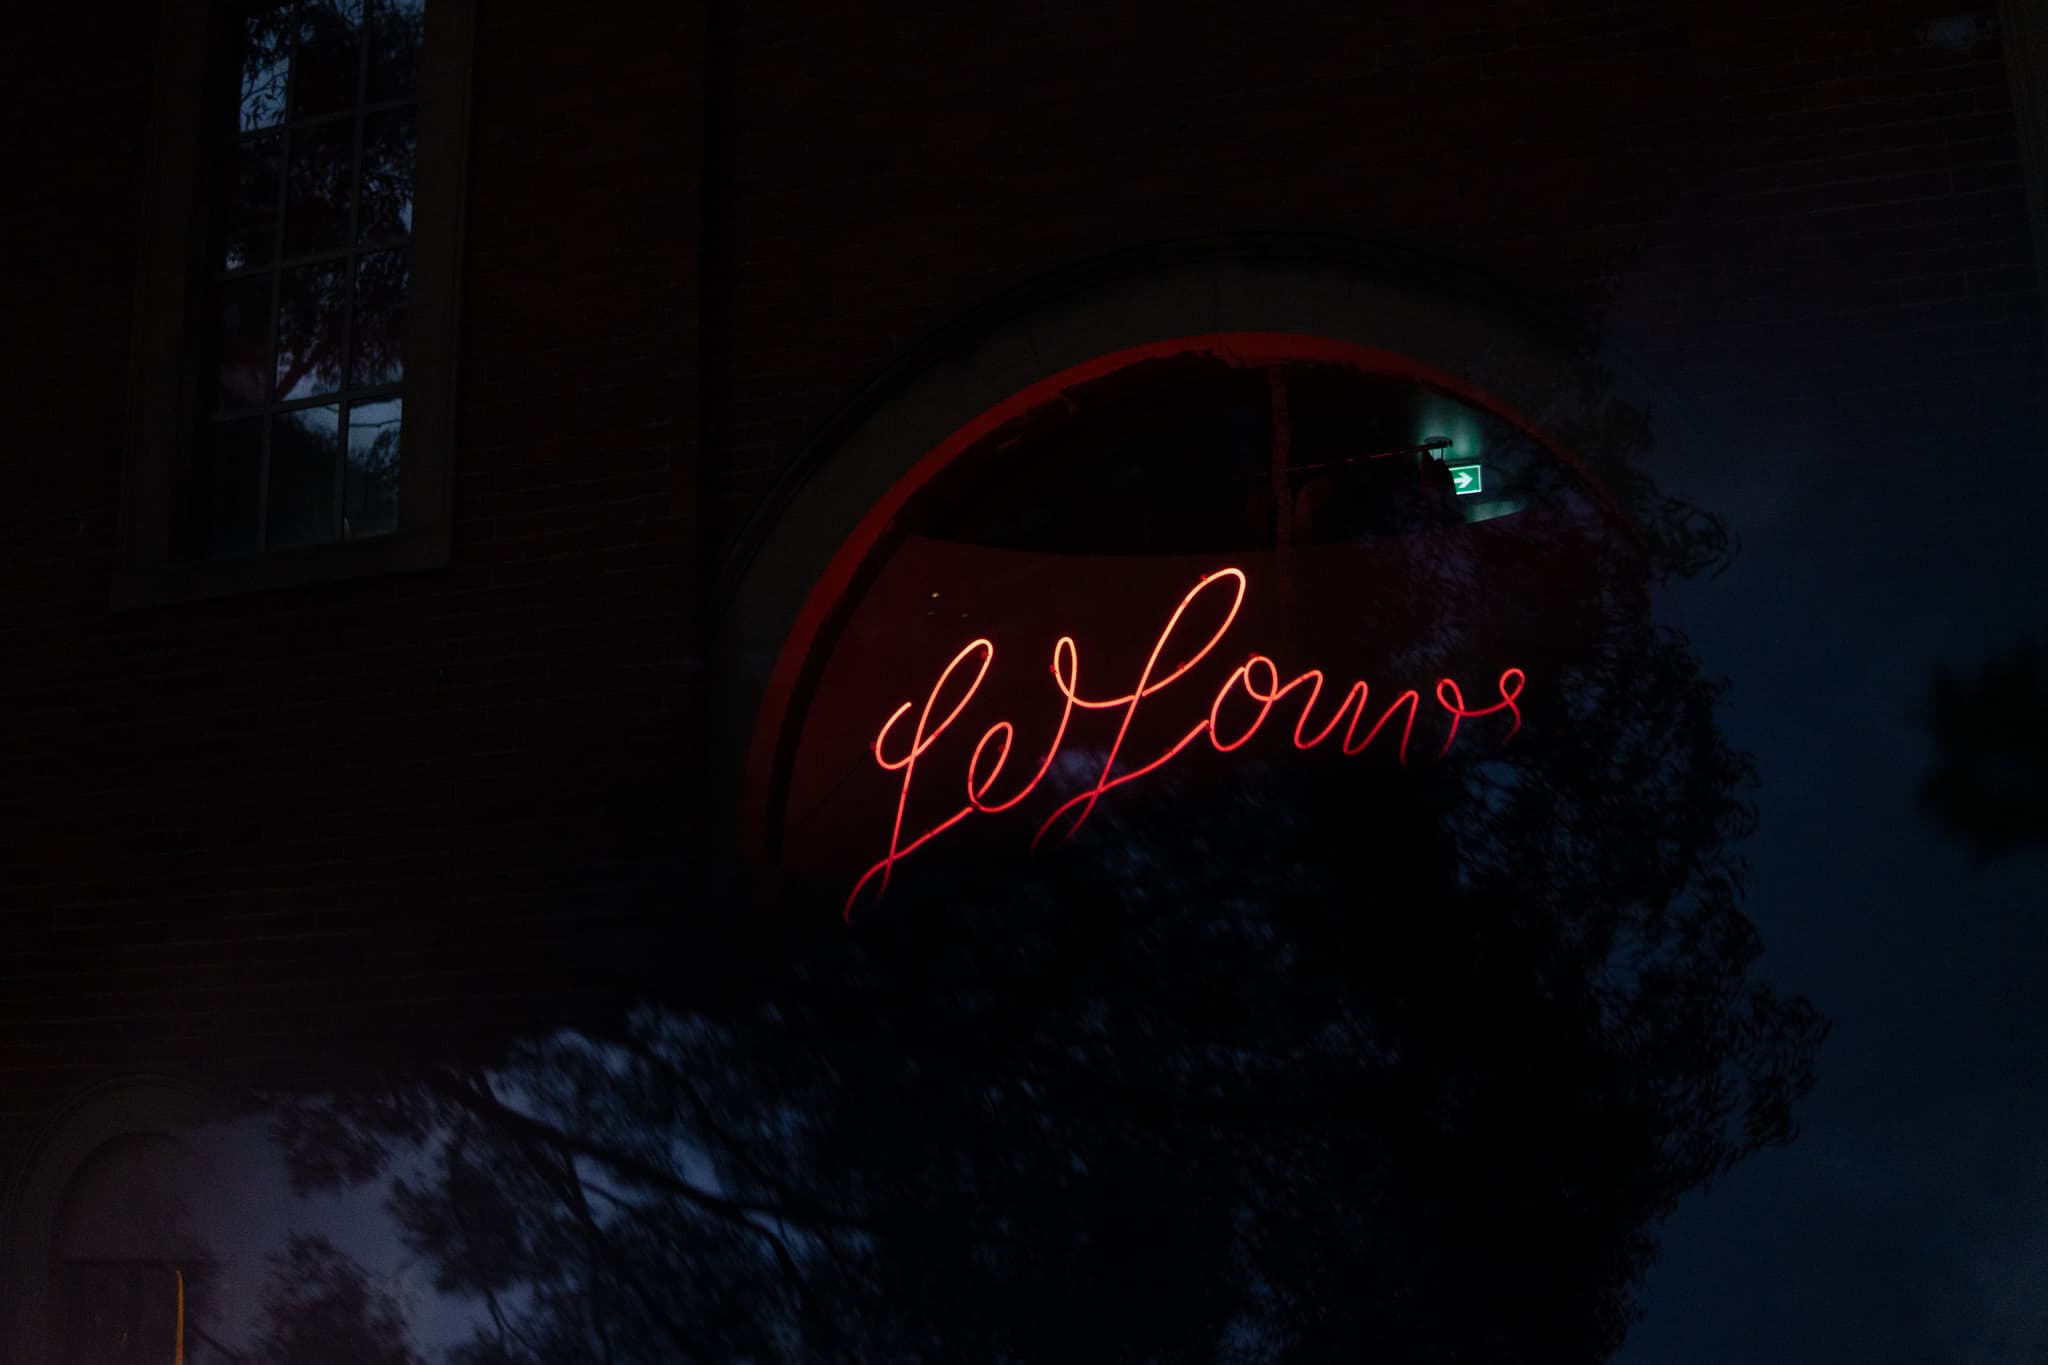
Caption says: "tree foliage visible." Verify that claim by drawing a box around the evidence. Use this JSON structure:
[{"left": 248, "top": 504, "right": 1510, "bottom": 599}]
[{"left": 237, "top": 384, "right": 1823, "bottom": 1363}]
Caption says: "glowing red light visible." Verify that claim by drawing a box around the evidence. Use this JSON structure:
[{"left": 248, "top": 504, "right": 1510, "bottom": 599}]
[{"left": 845, "top": 566, "right": 1526, "bottom": 920}]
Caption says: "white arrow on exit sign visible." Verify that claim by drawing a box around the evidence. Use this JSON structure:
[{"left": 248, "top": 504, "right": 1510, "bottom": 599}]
[{"left": 1448, "top": 463, "right": 1482, "bottom": 495}]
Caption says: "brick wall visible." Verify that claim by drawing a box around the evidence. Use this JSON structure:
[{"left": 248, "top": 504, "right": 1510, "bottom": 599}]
[
  {"left": 0, "top": 0, "right": 707, "bottom": 1181},
  {"left": 711, "top": 0, "right": 2041, "bottom": 543}
]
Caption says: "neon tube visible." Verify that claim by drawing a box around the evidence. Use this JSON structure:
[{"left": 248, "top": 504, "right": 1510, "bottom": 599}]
[{"left": 844, "top": 566, "right": 1525, "bottom": 920}]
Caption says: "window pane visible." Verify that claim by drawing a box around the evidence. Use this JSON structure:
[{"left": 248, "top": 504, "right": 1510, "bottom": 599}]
[
  {"left": 276, "top": 260, "right": 346, "bottom": 400},
  {"left": 365, "top": 0, "right": 425, "bottom": 101},
  {"left": 270, "top": 404, "right": 341, "bottom": 548},
  {"left": 291, "top": 0, "right": 366, "bottom": 119},
  {"left": 357, "top": 107, "right": 415, "bottom": 242},
  {"left": 350, "top": 249, "right": 408, "bottom": 388},
  {"left": 219, "top": 133, "right": 281, "bottom": 271},
  {"left": 212, "top": 274, "right": 273, "bottom": 410},
  {"left": 194, "top": 419, "right": 264, "bottom": 558},
  {"left": 345, "top": 396, "right": 401, "bottom": 539},
  {"left": 281, "top": 117, "right": 356, "bottom": 257},
  {"left": 234, "top": 3, "right": 293, "bottom": 132}
]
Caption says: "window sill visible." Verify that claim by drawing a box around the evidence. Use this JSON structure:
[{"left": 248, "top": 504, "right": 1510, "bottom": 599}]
[{"left": 111, "top": 523, "right": 449, "bottom": 610}]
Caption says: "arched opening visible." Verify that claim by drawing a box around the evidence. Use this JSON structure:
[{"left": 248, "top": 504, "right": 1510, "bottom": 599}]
[
  {"left": 53, "top": 1132, "right": 206, "bottom": 1365},
  {"left": 2, "top": 1080, "right": 223, "bottom": 1365}
]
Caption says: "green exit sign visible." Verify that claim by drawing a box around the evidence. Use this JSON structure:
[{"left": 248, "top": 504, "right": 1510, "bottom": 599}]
[{"left": 1448, "top": 463, "right": 1483, "bottom": 495}]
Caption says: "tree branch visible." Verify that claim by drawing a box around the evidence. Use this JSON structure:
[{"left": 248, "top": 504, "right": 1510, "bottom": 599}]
[{"left": 422, "top": 1067, "right": 859, "bottom": 1233}]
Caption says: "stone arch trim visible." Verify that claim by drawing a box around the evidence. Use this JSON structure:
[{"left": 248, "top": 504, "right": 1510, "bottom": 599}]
[{"left": 710, "top": 245, "right": 1640, "bottom": 899}]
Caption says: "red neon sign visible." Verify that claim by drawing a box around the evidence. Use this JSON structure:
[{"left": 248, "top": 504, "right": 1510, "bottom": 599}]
[{"left": 847, "top": 566, "right": 1526, "bottom": 920}]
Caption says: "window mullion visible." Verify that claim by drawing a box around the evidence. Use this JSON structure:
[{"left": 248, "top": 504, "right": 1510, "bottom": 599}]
[
  {"left": 255, "top": 1, "right": 313, "bottom": 553},
  {"left": 211, "top": 380, "right": 404, "bottom": 424},
  {"left": 335, "top": 8, "right": 375, "bottom": 541},
  {"left": 229, "top": 92, "right": 416, "bottom": 147},
  {"left": 258, "top": 111, "right": 292, "bottom": 553},
  {"left": 216, "top": 222, "right": 412, "bottom": 283}
]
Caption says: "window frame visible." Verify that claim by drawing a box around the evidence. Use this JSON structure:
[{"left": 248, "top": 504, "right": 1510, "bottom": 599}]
[{"left": 114, "top": 0, "right": 474, "bottom": 610}]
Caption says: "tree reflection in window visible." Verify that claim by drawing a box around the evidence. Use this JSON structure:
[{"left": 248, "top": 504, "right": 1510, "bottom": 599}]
[{"left": 192, "top": 0, "right": 424, "bottom": 558}]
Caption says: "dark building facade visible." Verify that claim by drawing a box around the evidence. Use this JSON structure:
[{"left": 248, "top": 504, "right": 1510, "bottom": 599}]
[{"left": 4, "top": 0, "right": 2046, "bottom": 1359}]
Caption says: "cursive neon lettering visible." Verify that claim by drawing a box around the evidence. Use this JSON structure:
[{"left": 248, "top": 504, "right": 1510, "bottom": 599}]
[
  {"left": 1433, "top": 669, "right": 1527, "bottom": 757},
  {"left": 966, "top": 637, "right": 1083, "bottom": 814},
  {"left": 844, "top": 567, "right": 1526, "bottom": 920},
  {"left": 1210, "top": 657, "right": 1423, "bottom": 761},
  {"left": 845, "top": 638, "right": 996, "bottom": 913},
  {"left": 1208, "top": 657, "right": 1282, "bottom": 753},
  {"left": 1033, "top": 569, "right": 1248, "bottom": 850}
]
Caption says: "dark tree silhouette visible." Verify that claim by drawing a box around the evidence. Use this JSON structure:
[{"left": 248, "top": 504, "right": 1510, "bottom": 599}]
[
  {"left": 245, "top": 371, "right": 1822, "bottom": 1364},
  {"left": 197, "top": 1236, "right": 427, "bottom": 1365}
]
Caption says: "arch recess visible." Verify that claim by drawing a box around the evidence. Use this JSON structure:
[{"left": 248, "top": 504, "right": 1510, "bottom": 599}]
[
  {"left": 2, "top": 1075, "right": 226, "bottom": 1365},
  {"left": 712, "top": 247, "right": 1642, "bottom": 900}
]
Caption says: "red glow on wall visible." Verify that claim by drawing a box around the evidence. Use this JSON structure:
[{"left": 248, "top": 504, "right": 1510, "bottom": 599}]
[{"left": 845, "top": 566, "right": 1526, "bottom": 920}]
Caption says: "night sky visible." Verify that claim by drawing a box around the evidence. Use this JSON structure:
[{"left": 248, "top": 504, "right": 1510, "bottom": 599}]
[{"left": 1612, "top": 360, "right": 2048, "bottom": 1361}]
